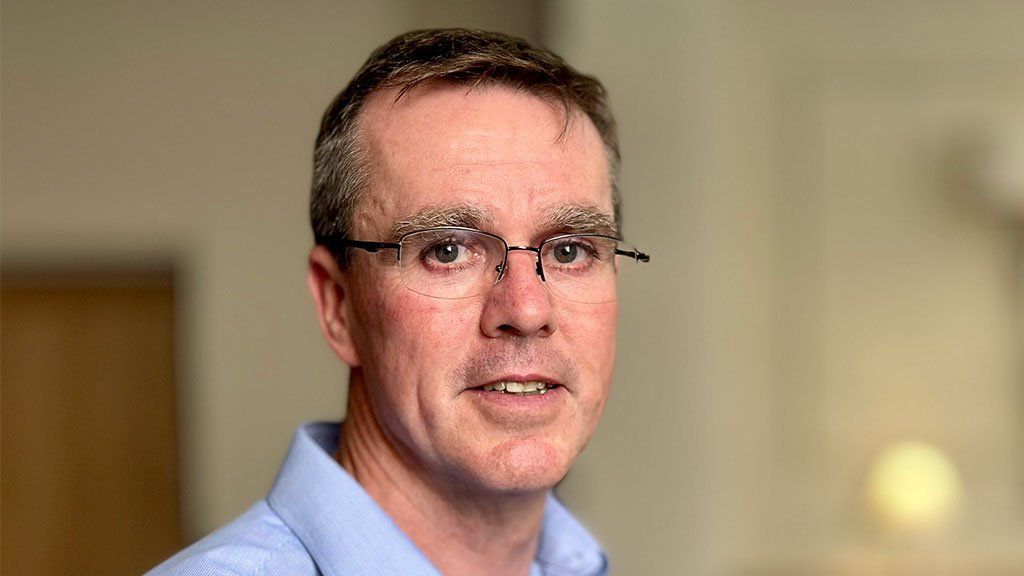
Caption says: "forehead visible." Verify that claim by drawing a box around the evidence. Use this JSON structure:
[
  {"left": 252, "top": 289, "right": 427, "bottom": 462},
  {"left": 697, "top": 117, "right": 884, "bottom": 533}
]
[{"left": 355, "top": 84, "right": 612, "bottom": 236}]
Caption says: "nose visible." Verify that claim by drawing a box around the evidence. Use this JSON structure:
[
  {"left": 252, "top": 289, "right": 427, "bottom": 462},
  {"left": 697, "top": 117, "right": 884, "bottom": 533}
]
[{"left": 480, "top": 249, "right": 557, "bottom": 338}]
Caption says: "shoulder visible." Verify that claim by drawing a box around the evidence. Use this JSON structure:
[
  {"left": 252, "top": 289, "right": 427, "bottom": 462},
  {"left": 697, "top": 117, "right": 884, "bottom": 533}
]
[{"left": 145, "top": 500, "right": 318, "bottom": 576}]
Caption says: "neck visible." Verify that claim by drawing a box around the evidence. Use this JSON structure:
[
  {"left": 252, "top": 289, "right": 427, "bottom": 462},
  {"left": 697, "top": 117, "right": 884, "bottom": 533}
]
[{"left": 336, "top": 372, "right": 549, "bottom": 576}]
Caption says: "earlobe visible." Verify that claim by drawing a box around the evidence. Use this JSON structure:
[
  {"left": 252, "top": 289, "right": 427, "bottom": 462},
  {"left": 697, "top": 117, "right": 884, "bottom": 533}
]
[{"left": 307, "top": 246, "right": 362, "bottom": 367}]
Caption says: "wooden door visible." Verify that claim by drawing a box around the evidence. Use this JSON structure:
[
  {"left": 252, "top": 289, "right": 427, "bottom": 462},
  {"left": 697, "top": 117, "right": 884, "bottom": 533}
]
[{"left": 2, "top": 269, "right": 183, "bottom": 575}]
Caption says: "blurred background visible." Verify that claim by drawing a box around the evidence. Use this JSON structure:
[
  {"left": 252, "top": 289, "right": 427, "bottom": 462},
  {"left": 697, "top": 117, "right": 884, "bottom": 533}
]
[{"left": 3, "top": 1, "right": 1023, "bottom": 574}]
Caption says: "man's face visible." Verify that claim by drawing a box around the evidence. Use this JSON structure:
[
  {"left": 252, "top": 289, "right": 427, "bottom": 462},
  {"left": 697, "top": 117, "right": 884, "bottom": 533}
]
[{"left": 341, "top": 84, "right": 617, "bottom": 495}]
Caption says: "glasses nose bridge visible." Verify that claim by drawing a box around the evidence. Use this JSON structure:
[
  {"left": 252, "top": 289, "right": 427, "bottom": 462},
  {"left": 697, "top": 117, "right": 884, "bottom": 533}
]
[{"left": 496, "top": 245, "right": 545, "bottom": 283}]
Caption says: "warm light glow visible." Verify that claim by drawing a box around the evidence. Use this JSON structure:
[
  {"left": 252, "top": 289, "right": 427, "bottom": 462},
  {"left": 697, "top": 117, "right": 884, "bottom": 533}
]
[{"left": 866, "top": 441, "right": 962, "bottom": 532}]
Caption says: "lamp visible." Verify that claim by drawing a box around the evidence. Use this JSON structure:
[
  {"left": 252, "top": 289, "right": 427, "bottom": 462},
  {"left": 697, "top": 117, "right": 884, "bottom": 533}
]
[{"left": 865, "top": 441, "right": 962, "bottom": 535}]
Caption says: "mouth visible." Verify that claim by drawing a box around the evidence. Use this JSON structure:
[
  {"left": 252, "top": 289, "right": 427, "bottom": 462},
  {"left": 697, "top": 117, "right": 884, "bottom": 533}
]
[
  {"left": 465, "top": 376, "right": 568, "bottom": 422},
  {"left": 472, "top": 380, "right": 561, "bottom": 396}
]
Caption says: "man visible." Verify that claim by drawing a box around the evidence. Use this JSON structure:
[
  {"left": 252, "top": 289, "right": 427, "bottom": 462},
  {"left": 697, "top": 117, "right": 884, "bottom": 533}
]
[{"left": 148, "top": 28, "right": 648, "bottom": 576}]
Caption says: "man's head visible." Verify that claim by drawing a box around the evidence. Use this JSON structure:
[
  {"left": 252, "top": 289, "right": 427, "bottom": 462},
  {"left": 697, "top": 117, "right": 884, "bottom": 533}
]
[
  {"left": 310, "top": 28, "right": 621, "bottom": 252},
  {"left": 307, "top": 29, "right": 633, "bottom": 498}
]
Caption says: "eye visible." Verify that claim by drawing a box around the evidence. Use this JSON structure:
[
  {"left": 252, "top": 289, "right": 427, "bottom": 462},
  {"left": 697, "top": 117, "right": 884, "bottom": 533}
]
[
  {"left": 402, "top": 229, "right": 497, "bottom": 273},
  {"left": 548, "top": 239, "right": 597, "bottom": 266},
  {"left": 432, "top": 243, "right": 462, "bottom": 264},
  {"left": 416, "top": 232, "right": 489, "bottom": 268},
  {"left": 553, "top": 243, "right": 583, "bottom": 264}
]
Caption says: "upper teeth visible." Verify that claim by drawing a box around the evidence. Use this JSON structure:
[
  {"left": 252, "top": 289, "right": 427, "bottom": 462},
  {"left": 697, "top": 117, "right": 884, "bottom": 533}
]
[{"left": 482, "top": 381, "right": 550, "bottom": 394}]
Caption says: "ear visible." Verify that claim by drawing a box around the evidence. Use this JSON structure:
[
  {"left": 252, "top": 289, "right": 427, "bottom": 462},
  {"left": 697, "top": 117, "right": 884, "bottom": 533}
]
[{"left": 307, "top": 245, "right": 361, "bottom": 367}]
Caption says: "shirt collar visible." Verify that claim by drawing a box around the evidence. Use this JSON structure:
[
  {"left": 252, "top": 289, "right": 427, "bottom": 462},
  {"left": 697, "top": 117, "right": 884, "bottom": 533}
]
[{"left": 267, "top": 422, "right": 606, "bottom": 576}]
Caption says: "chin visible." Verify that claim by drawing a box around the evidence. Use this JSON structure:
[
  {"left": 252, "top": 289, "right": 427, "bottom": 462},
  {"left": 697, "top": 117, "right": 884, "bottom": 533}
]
[{"left": 474, "top": 436, "right": 575, "bottom": 494}]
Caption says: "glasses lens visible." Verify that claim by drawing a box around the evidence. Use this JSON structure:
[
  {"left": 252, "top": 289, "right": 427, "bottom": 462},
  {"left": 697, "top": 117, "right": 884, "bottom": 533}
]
[
  {"left": 398, "top": 228, "right": 505, "bottom": 299},
  {"left": 540, "top": 235, "right": 622, "bottom": 304}
]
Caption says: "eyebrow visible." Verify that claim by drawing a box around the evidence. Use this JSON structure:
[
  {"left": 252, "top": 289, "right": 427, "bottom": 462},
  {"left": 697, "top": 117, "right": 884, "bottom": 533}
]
[
  {"left": 542, "top": 204, "right": 618, "bottom": 238},
  {"left": 390, "top": 204, "right": 490, "bottom": 239},
  {"left": 389, "top": 202, "right": 618, "bottom": 240}
]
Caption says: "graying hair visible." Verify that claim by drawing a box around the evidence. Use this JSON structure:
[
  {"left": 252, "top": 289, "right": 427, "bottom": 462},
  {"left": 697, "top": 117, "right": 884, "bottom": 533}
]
[{"left": 310, "top": 29, "right": 621, "bottom": 264}]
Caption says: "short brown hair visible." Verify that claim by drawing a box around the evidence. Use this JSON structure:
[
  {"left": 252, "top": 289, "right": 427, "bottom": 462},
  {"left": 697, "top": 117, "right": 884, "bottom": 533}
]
[{"left": 310, "top": 28, "right": 620, "bottom": 257}]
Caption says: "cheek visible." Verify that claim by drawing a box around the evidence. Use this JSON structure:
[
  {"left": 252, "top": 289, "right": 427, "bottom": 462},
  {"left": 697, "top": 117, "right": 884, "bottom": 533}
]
[
  {"left": 555, "top": 301, "right": 616, "bottom": 437},
  {"left": 368, "top": 290, "right": 482, "bottom": 382},
  {"left": 558, "top": 301, "right": 618, "bottom": 377}
]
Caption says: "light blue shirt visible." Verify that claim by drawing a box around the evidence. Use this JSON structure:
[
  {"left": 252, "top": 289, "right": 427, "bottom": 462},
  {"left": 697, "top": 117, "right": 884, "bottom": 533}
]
[{"left": 147, "top": 422, "right": 607, "bottom": 575}]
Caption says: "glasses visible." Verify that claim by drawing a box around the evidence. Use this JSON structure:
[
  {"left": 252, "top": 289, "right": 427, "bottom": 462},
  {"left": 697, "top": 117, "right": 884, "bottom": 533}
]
[{"left": 321, "top": 226, "right": 650, "bottom": 304}]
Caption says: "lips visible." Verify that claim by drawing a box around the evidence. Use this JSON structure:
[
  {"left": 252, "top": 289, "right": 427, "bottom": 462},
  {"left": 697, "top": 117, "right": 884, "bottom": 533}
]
[
  {"left": 467, "top": 374, "right": 566, "bottom": 395},
  {"left": 479, "top": 380, "right": 560, "bottom": 395}
]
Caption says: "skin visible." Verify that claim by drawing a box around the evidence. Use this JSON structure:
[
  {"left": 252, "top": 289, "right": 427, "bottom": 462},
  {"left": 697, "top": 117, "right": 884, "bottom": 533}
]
[{"left": 307, "top": 84, "right": 618, "bottom": 576}]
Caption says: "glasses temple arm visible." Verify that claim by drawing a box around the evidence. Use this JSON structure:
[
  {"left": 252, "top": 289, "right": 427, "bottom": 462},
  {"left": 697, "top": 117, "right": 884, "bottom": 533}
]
[
  {"left": 614, "top": 248, "right": 651, "bottom": 263},
  {"left": 319, "top": 238, "right": 402, "bottom": 254}
]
